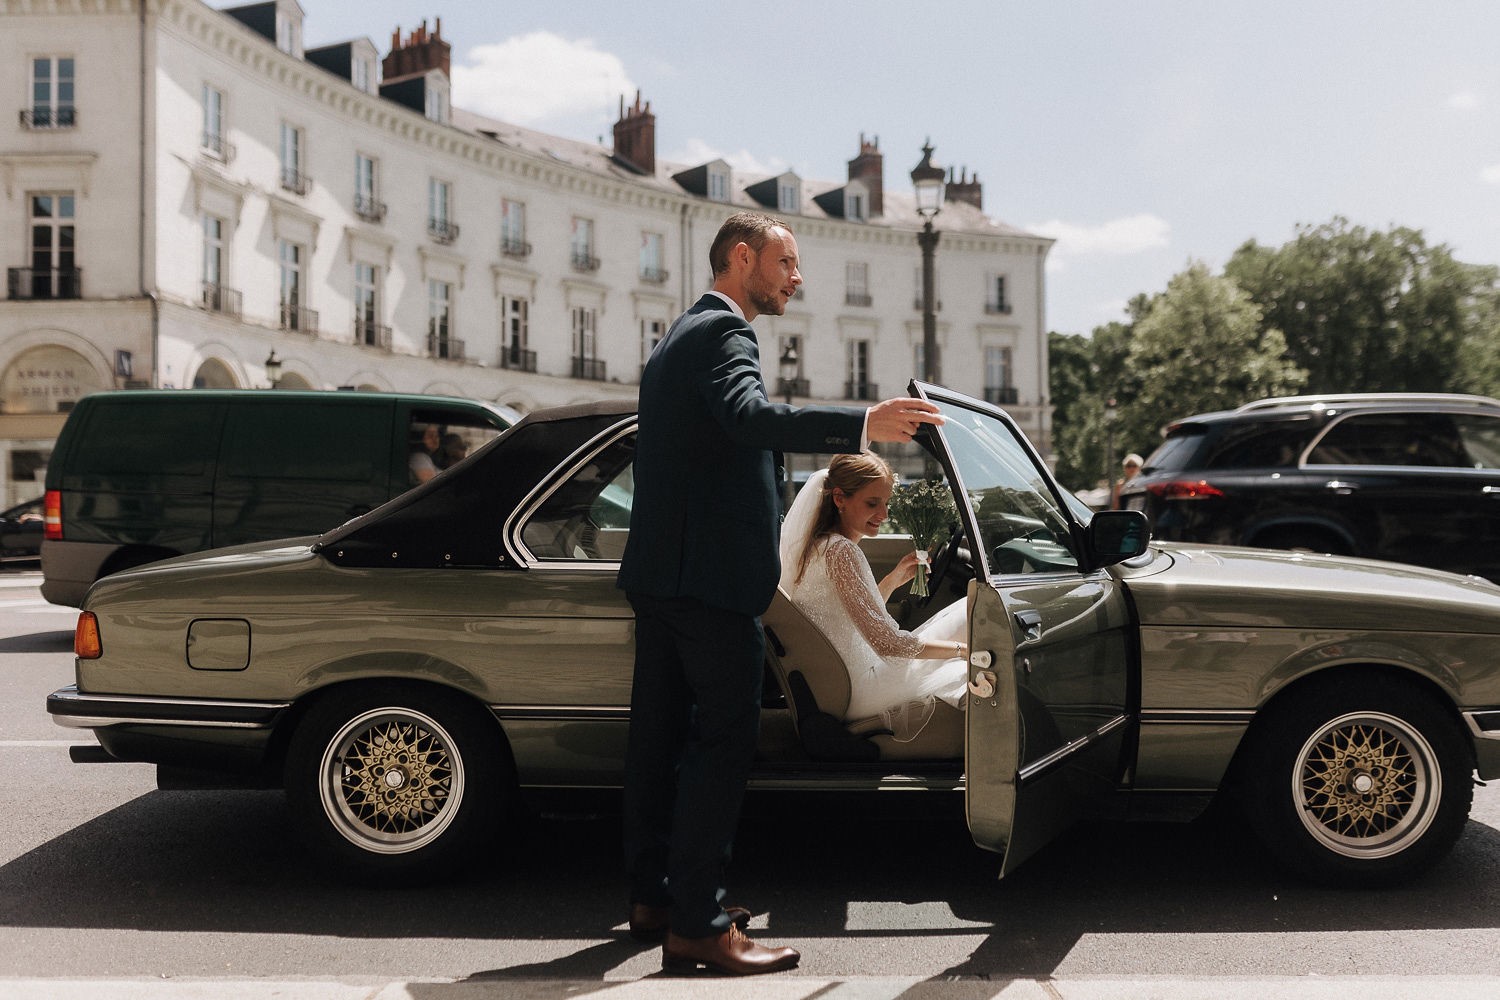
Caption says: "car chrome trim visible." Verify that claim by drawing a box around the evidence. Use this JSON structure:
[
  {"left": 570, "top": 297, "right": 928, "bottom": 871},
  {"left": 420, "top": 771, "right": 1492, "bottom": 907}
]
[
  {"left": 490, "top": 704, "right": 631, "bottom": 721},
  {"left": 1140, "top": 709, "right": 1256, "bottom": 725},
  {"left": 504, "top": 416, "right": 637, "bottom": 568},
  {"left": 46, "top": 685, "right": 287, "bottom": 729},
  {"left": 1463, "top": 710, "right": 1500, "bottom": 740},
  {"left": 1017, "top": 712, "right": 1129, "bottom": 785}
]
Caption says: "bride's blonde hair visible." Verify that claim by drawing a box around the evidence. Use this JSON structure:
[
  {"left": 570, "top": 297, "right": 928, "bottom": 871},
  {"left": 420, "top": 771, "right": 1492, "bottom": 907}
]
[{"left": 793, "top": 452, "right": 895, "bottom": 584}]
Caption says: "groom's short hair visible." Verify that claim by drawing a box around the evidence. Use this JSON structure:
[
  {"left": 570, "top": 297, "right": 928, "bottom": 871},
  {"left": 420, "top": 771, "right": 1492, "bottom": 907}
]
[{"left": 709, "top": 212, "right": 792, "bottom": 276}]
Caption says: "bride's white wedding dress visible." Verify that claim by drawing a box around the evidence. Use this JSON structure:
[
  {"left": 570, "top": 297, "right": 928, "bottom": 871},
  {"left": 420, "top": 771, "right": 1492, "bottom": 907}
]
[{"left": 779, "top": 469, "right": 968, "bottom": 740}]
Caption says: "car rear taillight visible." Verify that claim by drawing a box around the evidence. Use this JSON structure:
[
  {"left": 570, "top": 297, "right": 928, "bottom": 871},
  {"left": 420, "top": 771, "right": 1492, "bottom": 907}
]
[
  {"left": 75, "top": 612, "right": 101, "bottom": 659},
  {"left": 1145, "top": 479, "right": 1226, "bottom": 501},
  {"left": 44, "top": 489, "right": 62, "bottom": 540}
]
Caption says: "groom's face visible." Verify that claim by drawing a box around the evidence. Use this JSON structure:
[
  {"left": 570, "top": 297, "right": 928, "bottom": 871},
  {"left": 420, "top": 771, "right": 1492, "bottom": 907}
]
[{"left": 744, "top": 228, "right": 802, "bottom": 318}]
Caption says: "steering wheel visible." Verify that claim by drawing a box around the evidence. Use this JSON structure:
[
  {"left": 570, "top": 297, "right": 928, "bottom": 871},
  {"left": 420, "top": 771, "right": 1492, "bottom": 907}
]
[{"left": 918, "top": 524, "right": 962, "bottom": 608}]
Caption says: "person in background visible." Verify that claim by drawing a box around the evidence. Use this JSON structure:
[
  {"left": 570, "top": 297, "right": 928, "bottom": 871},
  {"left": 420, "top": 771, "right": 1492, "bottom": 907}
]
[
  {"left": 409, "top": 423, "right": 442, "bottom": 484},
  {"left": 1112, "top": 452, "right": 1143, "bottom": 509}
]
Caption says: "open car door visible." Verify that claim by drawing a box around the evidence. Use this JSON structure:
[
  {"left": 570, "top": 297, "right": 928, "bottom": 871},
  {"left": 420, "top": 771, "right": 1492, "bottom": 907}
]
[{"left": 913, "top": 382, "right": 1140, "bottom": 876}]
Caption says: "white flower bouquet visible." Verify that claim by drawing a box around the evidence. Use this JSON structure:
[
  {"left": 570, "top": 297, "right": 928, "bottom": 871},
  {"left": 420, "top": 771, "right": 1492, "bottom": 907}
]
[{"left": 887, "top": 478, "right": 958, "bottom": 598}]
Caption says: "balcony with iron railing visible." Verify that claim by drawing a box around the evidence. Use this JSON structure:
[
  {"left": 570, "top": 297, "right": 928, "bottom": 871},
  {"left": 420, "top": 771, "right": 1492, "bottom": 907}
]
[
  {"left": 984, "top": 386, "right": 1020, "bottom": 406},
  {"left": 500, "top": 236, "right": 532, "bottom": 259},
  {"left": 427, "top": 327, "right": 466, "bottom": 360},
  {"left": 572, "top": 356, "right": 607, "bottom": 381},
  {"left": 844, "top": 380, "right": 880, "bottom": 401},
  {"left": 20, "top": 106, "right": 76, "bottom": 129},
  {"left": 200, "top": 132, "right": 236, "bottom": 163},
  {"left": 280, "top": 302, "right": 319, "bottom": 334},
  {"left": 500, "top": 344, "right": 537, "bottom": 372},
  {"left": 428, "top": 218, "right": 460, "bottom": 245},
  {"left": 984, "top": 301, "right": 1013, "bottom": 315},
  {"left": 570, "top": 251, "right": 601, "bottom": 273},
  {"left": 8, "top": 267, "right": 81, "bottom": 301},
  {"left": 845, "top": 291, "right": 873, "bottom": 307},
  {"left": 354, "top": 195, "right": 387, "bottom": 223},
  {"left": 640, "top": 266, "right": 670, "bottom": 284},
  {"left": 201, "top": 281, "right": 242, "bottom": 317},
  {"left": 280, "top": 167, "right": 311, "bottom": 196},
  {"left": 355, "top": 319, "right": 391, "bottom": 350}
]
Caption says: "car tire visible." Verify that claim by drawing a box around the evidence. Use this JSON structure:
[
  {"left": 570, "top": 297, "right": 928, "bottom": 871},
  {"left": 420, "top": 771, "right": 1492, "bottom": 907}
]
[
  {"left": 285, "top": 682, "right": 512, "bottom": 882},
  {"left": 1240, "top": 674, "right": 1472, "bottom": 887}
]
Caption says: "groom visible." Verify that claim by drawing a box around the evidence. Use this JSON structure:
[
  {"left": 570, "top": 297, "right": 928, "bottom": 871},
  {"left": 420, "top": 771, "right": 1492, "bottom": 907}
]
[{"left": 617, "top": 211, "right": 944, "bottom": 975}]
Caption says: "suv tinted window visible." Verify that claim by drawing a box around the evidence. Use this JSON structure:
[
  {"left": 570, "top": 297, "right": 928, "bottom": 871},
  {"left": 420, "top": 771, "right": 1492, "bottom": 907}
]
[
  {"left": 1200, "top": 421, "right": 1310, "bottom": 470},
  {"left": 1142, "top": 428, "right": 1206, "bottom": 473},
  {"left": 1455, "top": 414, "right": 1500, "bottom": 469},
  {"left": 1308, "top": 413, "right": 1467, "bottom": 467},
  {"left": 220, "top": 401, "right": 388, "bottom": 482},
  {"left": 69, "top": 401, "right": 220, "bottom": 476}
]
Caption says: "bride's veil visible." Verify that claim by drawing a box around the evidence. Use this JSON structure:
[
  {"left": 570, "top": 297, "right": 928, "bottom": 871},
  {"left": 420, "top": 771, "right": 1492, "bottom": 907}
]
[{"left": 778, "top": 467, "right": 829, "bottom": 592}]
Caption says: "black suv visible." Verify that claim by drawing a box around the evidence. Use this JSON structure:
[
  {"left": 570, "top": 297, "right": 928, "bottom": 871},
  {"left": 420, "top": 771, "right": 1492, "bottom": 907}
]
[{"left": 1117, "top": 393, "right": 1500, "bottom": 580}]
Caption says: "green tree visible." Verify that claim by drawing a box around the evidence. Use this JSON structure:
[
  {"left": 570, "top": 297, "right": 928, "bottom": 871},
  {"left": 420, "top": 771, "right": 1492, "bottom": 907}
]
[
  {"left": 1117, "top": 263, "right": 1305, "bottom": 458},
  {"left": 1226, "top": 218, "right": 1478, "bottom": 393}
]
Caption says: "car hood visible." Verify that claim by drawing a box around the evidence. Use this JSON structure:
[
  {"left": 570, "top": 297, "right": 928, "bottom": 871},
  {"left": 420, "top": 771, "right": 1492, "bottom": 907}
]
[{"left": 1121, "top": 542, "right": 1500, "bottom": 634}]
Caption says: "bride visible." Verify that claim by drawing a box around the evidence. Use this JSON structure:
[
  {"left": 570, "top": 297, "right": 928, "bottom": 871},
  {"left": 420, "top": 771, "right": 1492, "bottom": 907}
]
[{"left": 779, "top": 452, "right": 969, "bottom": 740}]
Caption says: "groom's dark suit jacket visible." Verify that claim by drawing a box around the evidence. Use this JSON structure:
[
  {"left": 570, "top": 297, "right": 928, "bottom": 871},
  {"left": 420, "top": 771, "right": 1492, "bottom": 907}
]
[{"left": 618, "top": 294, "right": 865, "bottom": 617}]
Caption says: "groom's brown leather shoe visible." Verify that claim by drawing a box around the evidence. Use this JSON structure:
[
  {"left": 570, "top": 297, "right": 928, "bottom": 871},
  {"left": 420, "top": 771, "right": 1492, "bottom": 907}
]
[
  {"left": 627, "top": 903, "right": 751, "bottom": 943},
  {"left": 661, "top": 925, "right": 799, "bottom": 975}
]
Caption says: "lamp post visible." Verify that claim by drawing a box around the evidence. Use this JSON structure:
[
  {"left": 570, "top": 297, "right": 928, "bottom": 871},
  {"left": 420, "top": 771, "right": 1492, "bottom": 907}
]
[
  {"left": 1104, "top": 396, "right": 1118, "bottom": 508},
  {"left": 910, "top": 141, "right": 945, "bottom": 386},
  {"left": 778, "top": 343, "right": 799, "bottom": 509},
  {"left": 264, "top": 350, "right": 282, "bottom": 390}
]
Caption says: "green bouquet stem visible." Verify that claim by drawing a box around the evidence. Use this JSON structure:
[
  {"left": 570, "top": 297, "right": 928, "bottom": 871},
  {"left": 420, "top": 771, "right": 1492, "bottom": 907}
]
[{"left": 910, "top": 559, "right": 929, "bottom": 598}]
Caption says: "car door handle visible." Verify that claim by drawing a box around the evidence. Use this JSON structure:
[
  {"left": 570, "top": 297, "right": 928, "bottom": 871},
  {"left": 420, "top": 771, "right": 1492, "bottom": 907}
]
[
  {"left": 1325, "top": 481, "right": 1358, "bottom": 495},
  {"left": 1014, "top": 610, "right": 1043, "bottom": 642},
  {"left": 1483, "top": 486, "right": 1500, "bottom": 497}
]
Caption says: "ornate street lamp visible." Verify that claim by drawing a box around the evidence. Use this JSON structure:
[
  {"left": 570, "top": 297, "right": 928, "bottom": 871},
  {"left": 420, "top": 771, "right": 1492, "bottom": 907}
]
[
  {"left": 779, "top": 343, "right": 799, "bottom": 508},
  {"left": 264, "top": 350, "right": 282, "bottom": 390},
  {"left": 910, "top": 141, "right": 945, "bottom": 386}
]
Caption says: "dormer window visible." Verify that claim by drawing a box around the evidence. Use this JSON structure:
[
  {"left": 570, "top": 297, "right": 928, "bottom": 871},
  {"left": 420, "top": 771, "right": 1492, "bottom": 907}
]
[
  {"left": 778, "top": 178, "right": 800, "bottom": 214},
  {"left": 352, "top": 57, "right": 372, "bottom": 94},
  {"left": 844, "top": 181, "right": 869, "bottom": 222},
  {"left": 707, "top": 164, "right": 731, "bottom": 203},
  {"left": 424, "top": 73, "right": 450, "bottom": 124},
  {"left": 275, "top": 7, "right": 302, "bottom": 58}
]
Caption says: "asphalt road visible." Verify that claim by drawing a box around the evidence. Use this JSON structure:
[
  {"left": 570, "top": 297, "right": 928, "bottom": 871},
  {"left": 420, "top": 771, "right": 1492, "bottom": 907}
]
[{"left": 4, "top": 564, "right": 1500, "bottom": 997}]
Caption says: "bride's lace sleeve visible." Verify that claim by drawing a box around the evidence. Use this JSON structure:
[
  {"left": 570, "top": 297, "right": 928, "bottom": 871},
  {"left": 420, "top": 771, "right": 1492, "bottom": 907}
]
[{"left": 824, "top": 536, "right": 925, "bottom": 658}]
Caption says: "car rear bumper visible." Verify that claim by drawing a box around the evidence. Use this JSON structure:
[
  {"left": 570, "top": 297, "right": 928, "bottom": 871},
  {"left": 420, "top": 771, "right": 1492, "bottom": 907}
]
[{"left": 47, "top": 685, "right": 288, "bottom": 729}]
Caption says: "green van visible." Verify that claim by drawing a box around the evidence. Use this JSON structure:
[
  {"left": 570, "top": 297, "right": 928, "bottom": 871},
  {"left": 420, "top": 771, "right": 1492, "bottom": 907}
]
[{"left": 41, "top": 390, "right": 515, "bottom": 607}]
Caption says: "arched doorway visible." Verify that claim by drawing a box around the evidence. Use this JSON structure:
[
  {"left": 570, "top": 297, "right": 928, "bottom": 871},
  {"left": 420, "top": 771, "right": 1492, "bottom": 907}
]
[
  {"left": 191, "top": 358, "right": 239, "bottom": 389},
  {"left": 276, "top": 371, "right": 313, "bottom": 390}
]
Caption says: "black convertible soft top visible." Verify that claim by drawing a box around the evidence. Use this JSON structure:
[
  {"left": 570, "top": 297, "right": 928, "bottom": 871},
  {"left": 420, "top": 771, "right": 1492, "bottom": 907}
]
[{"left": 316, "top": 399, "right": 636, "bottom": 569}]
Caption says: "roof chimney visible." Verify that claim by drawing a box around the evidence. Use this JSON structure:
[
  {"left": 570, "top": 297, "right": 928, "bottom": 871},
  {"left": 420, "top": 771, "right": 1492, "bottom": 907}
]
[
  {"left": 847, "top": 133, "right": 884, "bottom": 217},
  {"left": 613, "top": 90, "right": 656, "bottom": 176},
  {"left": 383, "top": 17, "right": 450, "bottom": 82},
  {"left": 945, "top": 166, "right": 983, "bottom": 211}
]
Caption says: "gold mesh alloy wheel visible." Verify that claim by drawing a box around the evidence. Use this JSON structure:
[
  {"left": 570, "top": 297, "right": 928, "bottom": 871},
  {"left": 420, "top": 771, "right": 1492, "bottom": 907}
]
[
  {"left": 317, "top": 706, "right": 466, "bottom": 855},
  {"left": 1292, "top": 710, "right": 1440, "bottom": 860}
]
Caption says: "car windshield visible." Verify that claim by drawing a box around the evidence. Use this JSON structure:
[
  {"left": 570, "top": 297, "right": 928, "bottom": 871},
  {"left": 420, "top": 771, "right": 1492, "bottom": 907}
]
[{"left": 932, "top": 399, "right": 1079, "bottom": 575}]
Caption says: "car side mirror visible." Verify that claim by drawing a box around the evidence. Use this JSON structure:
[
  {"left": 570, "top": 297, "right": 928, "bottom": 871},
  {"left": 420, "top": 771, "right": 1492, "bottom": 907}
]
[{"left": 1087, "top": 510, "right": 1150, "bottom": 568}]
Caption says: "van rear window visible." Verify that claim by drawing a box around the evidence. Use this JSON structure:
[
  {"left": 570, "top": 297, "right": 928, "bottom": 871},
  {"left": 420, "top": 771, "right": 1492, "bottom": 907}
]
[
  {"left": 70, "top": 401, "right": 220, "bottom": 476},
  {"left": 220, "top": 401, "right": 389, "bottom": 483}
]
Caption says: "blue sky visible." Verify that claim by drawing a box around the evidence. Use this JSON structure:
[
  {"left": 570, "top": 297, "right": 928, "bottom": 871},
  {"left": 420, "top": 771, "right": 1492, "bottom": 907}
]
[{"left": 281, "top": 1, "right": 1500, "bottom": 336}]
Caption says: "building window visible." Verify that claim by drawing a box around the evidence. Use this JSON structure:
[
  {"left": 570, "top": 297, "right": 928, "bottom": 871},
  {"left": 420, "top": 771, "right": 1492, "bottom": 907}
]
[
  {"left": 501, "top": 199, "right": 529, "bottom": 257},
  {"left": 986, "top": 274, "right": 1011, "bottom": 314},
  {"left": 570, "top": 217, "right": 598, "bottom": 271},
  {"left": 846, "top": 190, "right": 866, "bottom": 222},
  {"left": 984, "top": 346, "right": 1017, "bottom": 405},
  {"left": 708, "top": 166, "right": 730, "bottom": 203},
  {"left": 639, "top": 232, "right": 667, "bottom": 283},
  {"left": 501, "top": 296, "right": 534, "bottom": 371},
  {"left": 199, "top": 214, "right": 239, "bottom": 315},
  {"left": 424, "top": 82, "right": 448, "bottom": 123},
  {"left": 276, "top": 13, "right": 300, "bottom": 56},
  {"left": 845, "top": 340, "right": 876, "bottom": 400},
  {"left": 9, "top": 193, "right": 79, "bottom": 300},
  {"left": 845, "top": 262, "right": 871, "bottom": 307},
  {"left": 428, "top": 280, "right": 462, "bottom": 359},
  {"left": 354, "top": 154, "right": 384, "bottom": 222},
  {"left": 428, "top": 179, "right": 458, "bottom": 243},
  {"left": 572, "top": 307, "right": 605, "bottom": 380},
  {"left": 354, "top": 262, "right": 388, "bottom": 349},
  {"left": 279, "top": 122, "right": 309, "bottom": 194},
  {"left": 352, "top": 57, "right": 373, "bottom": 94},
  {"left": 640, "top": 317, "right": 666, "bottom": 378},
  {"left": 201, "top": 85, "right": 230, "bottom": 160},
  {"left": 278, "top": 240, "right": 315, "bottom": 332},
  {"left": 778, "top": 180, "right": 799, "bottom": 214},
  {"left": 25, "top": 57, "right": 75, "bottom": 128}
]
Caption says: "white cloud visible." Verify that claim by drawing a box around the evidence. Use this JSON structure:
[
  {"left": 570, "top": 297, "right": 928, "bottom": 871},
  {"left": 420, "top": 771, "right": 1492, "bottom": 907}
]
[
  {"left": 666, "top": 138, "right": 790, "bottom": 177},
  {"left": 1482, "top": 163, "right": 1500, "bottom": 185},
  {"left": 1026, "top": 214, "right": 1171, "bottom": 256},
  {"left": 1448, "top": 91, "right": 1481, "bottom": 111},
  {"left": 451, "top": 32, "right": 633, "bottom": 127}
]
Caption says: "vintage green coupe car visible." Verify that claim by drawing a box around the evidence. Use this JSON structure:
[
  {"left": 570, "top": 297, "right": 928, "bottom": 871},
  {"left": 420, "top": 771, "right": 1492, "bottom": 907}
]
[{"left": 47, "top": 384, "right": 1500, "bottom": 886}]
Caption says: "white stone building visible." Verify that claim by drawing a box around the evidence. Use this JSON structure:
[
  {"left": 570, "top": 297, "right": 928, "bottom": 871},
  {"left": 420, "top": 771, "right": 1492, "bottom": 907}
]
[{"left": 0, "top": 0, "right": 1054, "bottom": 507}]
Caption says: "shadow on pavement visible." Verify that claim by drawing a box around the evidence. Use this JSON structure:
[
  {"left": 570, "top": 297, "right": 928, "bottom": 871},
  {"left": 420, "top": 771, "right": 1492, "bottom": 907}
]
[{"left": 0, "top": 630, "right": 73, "bottom": 654}]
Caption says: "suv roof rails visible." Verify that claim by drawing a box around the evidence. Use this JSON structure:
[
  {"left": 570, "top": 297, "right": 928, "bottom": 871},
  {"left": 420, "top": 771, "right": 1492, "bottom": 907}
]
[{"left": 1236, "top": 392, "right": 1500, "bottom": 413}]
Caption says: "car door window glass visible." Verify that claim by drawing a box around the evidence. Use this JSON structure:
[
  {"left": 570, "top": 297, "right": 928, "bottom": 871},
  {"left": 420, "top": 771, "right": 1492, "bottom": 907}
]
[
  {"left": 1453, "top": 415, "right": 1500, "bottom": 469},
  {"left": 1309, "top": 413, "right": 1466, "bottom": 467},
  {"left": 932, "top": 400, "right": 1078, "bottom": 574},
  {"left": 522, "top": 433, "right": 635, "bottom": 561}
]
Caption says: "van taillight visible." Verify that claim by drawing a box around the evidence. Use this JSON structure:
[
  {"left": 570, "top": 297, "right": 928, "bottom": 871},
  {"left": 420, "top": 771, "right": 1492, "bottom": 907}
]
[
  {"left": 1146, "top": 479, "right": 1225, "bottom": 501},
  {"left": 44, "top": 489, "right": 62, "bottom": 540}
]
